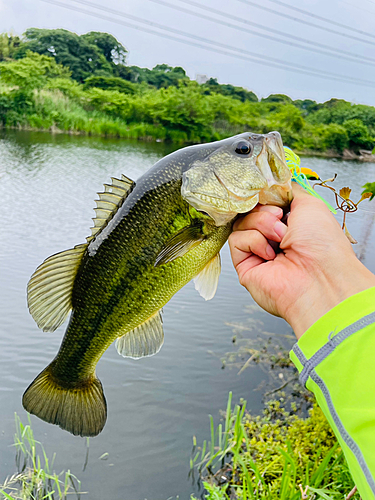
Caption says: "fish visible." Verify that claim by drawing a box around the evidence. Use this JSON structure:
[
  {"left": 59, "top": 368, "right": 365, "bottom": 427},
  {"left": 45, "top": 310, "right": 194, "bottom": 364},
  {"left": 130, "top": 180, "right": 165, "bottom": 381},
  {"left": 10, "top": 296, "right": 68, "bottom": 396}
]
[{"left": 23, "top": 131, "right": 292, "bottom": 437}]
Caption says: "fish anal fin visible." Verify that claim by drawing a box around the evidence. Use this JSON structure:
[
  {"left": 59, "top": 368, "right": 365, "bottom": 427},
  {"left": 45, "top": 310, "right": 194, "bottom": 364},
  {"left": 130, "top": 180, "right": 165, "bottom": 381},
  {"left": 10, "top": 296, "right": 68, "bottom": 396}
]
[
  {"left": 27, "top": 244, "right": 87, "bottom": 332},
  {"left": 115, "top": 311, "right": 164, "bottom": 359},
  {"left": 22, "top": 363, "right": 107, "bottom": 437},
  {"left": 194, "top": 253, "right": 221, "bottom": 301},
  {"left": 155, "top": 225, "right": 204, "bottom": 267},
  {"left": 87, "top": 175, "right": 135, "bottom": 243}
]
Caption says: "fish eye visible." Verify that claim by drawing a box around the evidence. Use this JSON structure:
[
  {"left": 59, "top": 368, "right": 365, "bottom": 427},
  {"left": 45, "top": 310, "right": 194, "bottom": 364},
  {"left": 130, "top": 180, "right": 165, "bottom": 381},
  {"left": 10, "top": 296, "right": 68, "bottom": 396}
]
[{"left": 235, "top": 141, "right": 253, "bottom": 155}]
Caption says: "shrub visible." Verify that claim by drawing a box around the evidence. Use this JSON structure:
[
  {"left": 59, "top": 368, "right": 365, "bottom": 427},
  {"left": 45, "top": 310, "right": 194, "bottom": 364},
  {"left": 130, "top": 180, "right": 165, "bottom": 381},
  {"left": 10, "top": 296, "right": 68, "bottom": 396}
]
[
  {"left": 343, "top": 118, "right": 374, "bottom": 151},
  {"left": 321, "top": 123, "right": 349, "bottom": 153},
  {"left": 191, "top": 393, "right": 357, "bottom": 500}
]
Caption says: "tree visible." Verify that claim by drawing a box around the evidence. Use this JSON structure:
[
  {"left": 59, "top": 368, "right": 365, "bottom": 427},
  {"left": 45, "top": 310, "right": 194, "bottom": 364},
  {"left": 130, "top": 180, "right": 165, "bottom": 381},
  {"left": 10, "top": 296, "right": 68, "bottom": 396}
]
[
  {"left": 261, "top": 94, "right": 292, "bottom": 104},
  {"left": 343, "top": 119, "right": 374, "bottom": 151},
  {"left": 80, "top": 31, "right": 127, "bottom": 65},
  {"left": 83, "top": 75, "right": 136, "bottom": 94},
  {"left": 0, "top": 50, "right": 70, "bottom": 89},
  {"left": 321, "top": 124, "right": 348, "bottom": 153},
  {"left": 203, "top": 78, "right": 258, "bottom": 102},
  {"left": 293, "top": 99, "right": 320, "bottom": 115},
  {"left": 19, "top": 28, "right": 127, "bottom": 82},
  {"left": 0, "top": 33, "right": 23, "bottom": 61},
  {"left": 122, "top": 64, "right": 188, "bottom": 88}
]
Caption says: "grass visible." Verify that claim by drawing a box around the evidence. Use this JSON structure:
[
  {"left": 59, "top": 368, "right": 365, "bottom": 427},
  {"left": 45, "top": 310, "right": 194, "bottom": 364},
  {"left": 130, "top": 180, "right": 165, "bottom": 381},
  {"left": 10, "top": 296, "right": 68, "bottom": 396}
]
[
  {"left": 0, "top": 414, "right": 81, "bottom": 500},
  {"left": 190, "top": 393, "right": 359, "bottom": 500},
  {"left": 192, "top": 313, "right": 359, "bottom": 500}
]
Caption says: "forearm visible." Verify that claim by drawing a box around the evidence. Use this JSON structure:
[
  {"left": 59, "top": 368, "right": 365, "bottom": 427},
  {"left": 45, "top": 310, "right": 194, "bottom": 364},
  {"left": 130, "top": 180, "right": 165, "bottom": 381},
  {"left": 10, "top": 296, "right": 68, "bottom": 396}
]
[
  {"left": 290, "top": 287, "right": 375, "bottom": 500},
  {"left": 285, "top": 254, "right": 375, "bottom": 339}
]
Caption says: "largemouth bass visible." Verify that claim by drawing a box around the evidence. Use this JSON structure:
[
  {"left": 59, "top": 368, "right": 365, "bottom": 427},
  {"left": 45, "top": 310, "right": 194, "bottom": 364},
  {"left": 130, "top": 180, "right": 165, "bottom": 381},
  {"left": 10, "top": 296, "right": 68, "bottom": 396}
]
[{"left": 23, "top": 131, "right": 292, "bottom": 437}]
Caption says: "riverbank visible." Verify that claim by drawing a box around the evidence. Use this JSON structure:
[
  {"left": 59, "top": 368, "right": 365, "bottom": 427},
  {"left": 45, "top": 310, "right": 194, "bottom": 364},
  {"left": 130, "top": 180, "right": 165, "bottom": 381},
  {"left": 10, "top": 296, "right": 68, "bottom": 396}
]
[
  {"left": 2, "top": 30, "right": 375, "bottom": 157},
  {"left": 192, "top": 395, "right": 358, "bottom": 500},
  {"left": 0, "top": 123, "right": 375, "bottom": 163},
  {"left": 1, "top": 49, "right": 375, "bottom": 155},
  {"left": 2, "top": 122, "right": 374, "bottom": 162}
]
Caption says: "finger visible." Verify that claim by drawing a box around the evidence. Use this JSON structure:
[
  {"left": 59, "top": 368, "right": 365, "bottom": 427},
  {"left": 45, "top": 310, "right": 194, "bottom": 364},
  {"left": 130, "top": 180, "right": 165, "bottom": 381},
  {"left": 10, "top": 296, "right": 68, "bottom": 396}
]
[
  {"left": 229, "top": 229, "right": 275, "bottom": 268},
  {"left": 290, "top": 182, "right": 331, "bottom": 214},
  {"left": 237, "top": 254, "right": 266, "bottom": 280},
  {"left": 233, "top": 211, "right": 287, "bottom": 241},
  {"left": 250, "top": 204, "right": 284, "bottom": 216},
  {"left": 292, "top": 183, "right": 313, "bottom": 199}
]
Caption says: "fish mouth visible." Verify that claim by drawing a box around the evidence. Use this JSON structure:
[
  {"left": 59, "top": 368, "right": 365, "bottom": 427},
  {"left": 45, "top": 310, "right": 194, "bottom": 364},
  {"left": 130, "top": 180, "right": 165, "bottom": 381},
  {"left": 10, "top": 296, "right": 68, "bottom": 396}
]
[{"left": 256, "top": 132, "right": 293, "bottom": 208}]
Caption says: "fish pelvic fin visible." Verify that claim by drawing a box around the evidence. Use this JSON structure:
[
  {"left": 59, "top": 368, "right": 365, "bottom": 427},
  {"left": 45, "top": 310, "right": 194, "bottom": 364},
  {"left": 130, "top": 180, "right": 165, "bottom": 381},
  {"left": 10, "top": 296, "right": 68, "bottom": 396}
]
[
  {"left": 194, "top": 252, "right": 221, "bottom": 301},
  {"left": 22, "top": 363, "right": 107, "bottom": 437}
]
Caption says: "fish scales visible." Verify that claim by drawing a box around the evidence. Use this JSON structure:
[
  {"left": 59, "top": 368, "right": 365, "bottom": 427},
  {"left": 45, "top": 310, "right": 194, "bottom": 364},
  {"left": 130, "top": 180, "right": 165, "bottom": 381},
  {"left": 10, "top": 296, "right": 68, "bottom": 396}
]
[
  {"left": 23, "top": 132, "right": 293, "bottom": 436},
  {"left": 55, "top": 179, "right": 229, "bottom": 382}
]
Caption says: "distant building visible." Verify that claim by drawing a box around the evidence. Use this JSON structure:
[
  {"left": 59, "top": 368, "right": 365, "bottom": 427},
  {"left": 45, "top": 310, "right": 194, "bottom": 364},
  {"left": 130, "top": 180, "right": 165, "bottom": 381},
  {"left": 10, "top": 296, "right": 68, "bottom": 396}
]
[{"left": 195, "top": 74, "right": 209, "bottom": 84}]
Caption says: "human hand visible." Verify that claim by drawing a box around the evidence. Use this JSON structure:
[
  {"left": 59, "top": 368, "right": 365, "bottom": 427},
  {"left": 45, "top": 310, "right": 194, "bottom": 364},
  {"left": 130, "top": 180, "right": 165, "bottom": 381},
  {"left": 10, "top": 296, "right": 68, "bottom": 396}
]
[{"left": 228, "top": 184, "right": 375, "bottom": 338}]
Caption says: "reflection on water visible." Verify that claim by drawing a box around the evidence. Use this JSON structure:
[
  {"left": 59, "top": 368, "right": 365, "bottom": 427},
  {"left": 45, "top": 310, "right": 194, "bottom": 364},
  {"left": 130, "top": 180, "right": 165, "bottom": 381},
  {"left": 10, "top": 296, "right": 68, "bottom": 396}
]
[{"left": 0, "top": 131, "right": 374, "bottom": 499}]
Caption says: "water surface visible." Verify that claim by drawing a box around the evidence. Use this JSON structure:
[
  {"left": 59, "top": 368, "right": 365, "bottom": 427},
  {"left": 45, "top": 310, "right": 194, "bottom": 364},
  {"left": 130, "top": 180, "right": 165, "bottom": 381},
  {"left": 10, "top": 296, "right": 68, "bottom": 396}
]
[{"left": 0, "top": 131, "right": 374, "bottom": 499}]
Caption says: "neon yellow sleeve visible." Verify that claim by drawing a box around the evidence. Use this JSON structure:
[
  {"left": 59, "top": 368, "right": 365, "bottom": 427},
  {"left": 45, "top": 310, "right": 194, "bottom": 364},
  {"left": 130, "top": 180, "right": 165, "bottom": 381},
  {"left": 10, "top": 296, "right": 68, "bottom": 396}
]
[{"left": 290, "top": 287, "right": 375, "bottom": 500}]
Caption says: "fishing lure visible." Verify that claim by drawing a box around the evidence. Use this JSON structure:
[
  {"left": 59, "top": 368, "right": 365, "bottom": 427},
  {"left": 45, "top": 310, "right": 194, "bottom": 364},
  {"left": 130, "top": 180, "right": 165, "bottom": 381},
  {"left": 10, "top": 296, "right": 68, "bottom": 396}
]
[{"left": 283, "top": 146, "right": 337, "bottom": 214}]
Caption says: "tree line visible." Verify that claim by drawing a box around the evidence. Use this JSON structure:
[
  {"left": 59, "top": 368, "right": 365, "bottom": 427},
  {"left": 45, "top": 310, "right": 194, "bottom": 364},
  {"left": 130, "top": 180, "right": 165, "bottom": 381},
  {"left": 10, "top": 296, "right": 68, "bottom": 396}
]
[{"left": 0, "top": 28, "right": 374, "bottom": 153}]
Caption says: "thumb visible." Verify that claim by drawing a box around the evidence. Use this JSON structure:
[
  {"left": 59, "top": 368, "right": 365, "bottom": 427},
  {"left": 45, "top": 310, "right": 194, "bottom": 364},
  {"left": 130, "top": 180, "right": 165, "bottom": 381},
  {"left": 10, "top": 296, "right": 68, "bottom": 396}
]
[{"left": 291, "top": 182, "right": 314, "bottom": 200}]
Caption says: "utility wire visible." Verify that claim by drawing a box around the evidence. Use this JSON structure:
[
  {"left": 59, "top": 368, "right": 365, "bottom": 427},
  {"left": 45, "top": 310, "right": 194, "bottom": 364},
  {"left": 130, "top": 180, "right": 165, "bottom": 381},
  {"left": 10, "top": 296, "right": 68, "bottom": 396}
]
[
  {"left": 148, "top": 0, "right": 375, "bottom": 67},
  {"left": 265, "top": 0, "right": 375, "bottom": 40},
  {"left": 172, "top": 0, "right": 375, "bottom": 63},
  {"left": 236, "top": 0, "right": 375, "bottom": 47},
  {"left": 40, "top": 0, "right": 375, "bottom": 89},
  {"left": 341, "top": 0, "right": 375, "bottom": 17}
]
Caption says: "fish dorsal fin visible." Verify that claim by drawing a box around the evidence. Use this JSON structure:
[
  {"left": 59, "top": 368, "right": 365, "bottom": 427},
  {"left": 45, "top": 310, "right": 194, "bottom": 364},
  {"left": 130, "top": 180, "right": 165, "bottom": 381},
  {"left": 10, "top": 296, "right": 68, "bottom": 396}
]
[
  {"left": 27, "top": 243, "right": 87, "bottom": 332},
  {"left": 194, "top": 253, "right": 221, "bottom": 301},
  {"left": 115, "top": 311, "right": 164, "bottom": 359},
  {"left": 155, "top": 225, "right": 204, "bottom": 267},
  {"left": 87, "top": 175, "right": 135, "bottom": 243}
]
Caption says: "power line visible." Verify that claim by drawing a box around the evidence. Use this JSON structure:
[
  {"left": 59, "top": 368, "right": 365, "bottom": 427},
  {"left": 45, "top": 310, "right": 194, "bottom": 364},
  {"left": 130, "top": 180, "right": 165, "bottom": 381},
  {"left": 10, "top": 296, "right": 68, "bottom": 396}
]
[
  {"left": 148, "top": 0, "right": 375, "bottom": 67},
  {"left": 341, "top": 0, "right": 375, "bottom": 17},
  {"left": 236, "top": 0, "right": 375, "bottom": 47},
  {"left": 173, "top": 0, "right": 375, "bottom": 62},
  {"left": 265, "top": 0, "right": 375, "bottom": 40},
  {"left": 40, "top": 0, "right": 375, "bottom": 89}
]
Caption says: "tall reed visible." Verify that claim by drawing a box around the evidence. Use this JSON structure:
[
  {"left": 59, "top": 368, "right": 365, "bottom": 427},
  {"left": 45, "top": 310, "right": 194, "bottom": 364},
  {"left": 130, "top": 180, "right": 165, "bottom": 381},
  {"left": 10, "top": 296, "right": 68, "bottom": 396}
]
[{"left": 0, "top": 414, "right": 81, "bottom": 500}]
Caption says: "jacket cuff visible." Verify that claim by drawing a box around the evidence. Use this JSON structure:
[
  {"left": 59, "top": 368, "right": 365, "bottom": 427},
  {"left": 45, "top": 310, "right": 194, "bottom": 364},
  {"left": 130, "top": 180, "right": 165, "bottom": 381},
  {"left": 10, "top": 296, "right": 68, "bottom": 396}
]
[{"left": 290, "top": 286, "right": 375, "bottom": 384}]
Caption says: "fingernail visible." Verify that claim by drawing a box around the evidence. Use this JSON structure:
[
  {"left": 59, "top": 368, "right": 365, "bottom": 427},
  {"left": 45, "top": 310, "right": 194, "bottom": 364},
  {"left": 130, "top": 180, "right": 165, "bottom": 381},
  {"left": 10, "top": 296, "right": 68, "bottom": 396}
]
[
  {"left": 274, "top": 220, "right": 287, "bottom": 239},
  {"left": 259, "top": 205, "right": 283, "bottom": 216},
  {"left": 266, "top": 244, "right": 275, "bottom": 259}
]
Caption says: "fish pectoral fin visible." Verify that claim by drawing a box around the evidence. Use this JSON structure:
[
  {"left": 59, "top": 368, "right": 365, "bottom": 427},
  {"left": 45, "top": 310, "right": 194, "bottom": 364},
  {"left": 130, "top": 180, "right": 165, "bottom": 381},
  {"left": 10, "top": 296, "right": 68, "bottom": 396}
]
[
  {"left": 27, "top": 243, "right": 87, "bottom": 332},
  {"left": 154, "top": 225, "right": 204, "bottom": 267},
  {"left": 194, "top": 252, "right": 221, "bottom": 301},
  {"left": 115, "top": 310, "right": 164, "bottom": 359}
]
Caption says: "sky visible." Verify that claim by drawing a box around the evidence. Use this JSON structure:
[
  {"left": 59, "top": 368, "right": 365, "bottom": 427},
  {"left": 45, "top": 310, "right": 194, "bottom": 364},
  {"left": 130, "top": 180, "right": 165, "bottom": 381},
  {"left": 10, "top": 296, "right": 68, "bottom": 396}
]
[{"left": 2, "top": 0, "right": 375, "bottom": 105}]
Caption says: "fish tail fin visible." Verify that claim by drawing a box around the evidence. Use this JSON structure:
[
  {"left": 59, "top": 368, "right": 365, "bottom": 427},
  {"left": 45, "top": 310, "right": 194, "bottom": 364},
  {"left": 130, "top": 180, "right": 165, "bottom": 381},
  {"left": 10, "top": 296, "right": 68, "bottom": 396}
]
[{"left": 22, "top": 363, "right": 107, "bottom": 437}]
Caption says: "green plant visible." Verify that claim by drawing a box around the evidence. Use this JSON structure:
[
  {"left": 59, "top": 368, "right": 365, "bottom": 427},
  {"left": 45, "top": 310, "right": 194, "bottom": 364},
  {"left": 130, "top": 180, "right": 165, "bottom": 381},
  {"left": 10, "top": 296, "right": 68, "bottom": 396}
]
[
  {"left": 191, "top": 393, "right": 358, "bottom": 500},
  {"left": 0, "top": 414, "right": 81, "bottom": 500},
  {"left": 343, "top": 118, "right": 374, "bottom": 151},
  {"left": 362, "top": 182, "right": 375, "bottom": 200}
]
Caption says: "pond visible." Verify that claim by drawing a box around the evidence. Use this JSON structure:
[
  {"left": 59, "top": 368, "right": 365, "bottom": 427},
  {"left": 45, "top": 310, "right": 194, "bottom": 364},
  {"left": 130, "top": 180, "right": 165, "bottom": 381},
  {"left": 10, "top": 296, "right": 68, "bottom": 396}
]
[{"left": 0, "top": 130, "right": 374, "bottom": 499}]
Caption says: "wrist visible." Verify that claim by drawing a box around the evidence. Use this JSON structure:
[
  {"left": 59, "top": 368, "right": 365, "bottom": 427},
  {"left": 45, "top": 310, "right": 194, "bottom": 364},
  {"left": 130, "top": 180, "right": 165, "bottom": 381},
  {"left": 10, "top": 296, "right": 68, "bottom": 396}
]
[{"left": 286, "top": 257, "right": 375, "bottom": 339}]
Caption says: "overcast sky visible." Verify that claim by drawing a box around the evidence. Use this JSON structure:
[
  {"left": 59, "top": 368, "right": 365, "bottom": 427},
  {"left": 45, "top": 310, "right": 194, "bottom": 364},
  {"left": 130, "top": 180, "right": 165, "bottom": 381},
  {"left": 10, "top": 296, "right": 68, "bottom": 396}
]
[{"left": 1, "top": 0, "right": 375, "bottom": 105}]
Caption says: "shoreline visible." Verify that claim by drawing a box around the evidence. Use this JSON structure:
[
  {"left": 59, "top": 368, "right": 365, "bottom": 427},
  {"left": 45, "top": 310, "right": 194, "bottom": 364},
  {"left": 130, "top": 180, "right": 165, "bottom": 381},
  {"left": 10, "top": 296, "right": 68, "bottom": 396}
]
[{"left": 2, "top": 124, "right": 375, "bottom": 162}]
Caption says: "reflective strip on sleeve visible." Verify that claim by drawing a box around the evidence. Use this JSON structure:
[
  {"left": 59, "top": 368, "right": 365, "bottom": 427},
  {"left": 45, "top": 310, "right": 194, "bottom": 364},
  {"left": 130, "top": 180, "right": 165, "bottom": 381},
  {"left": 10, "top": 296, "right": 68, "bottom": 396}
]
[{"left": 297, "top": 311, "right": 375, "bottom": 387}]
